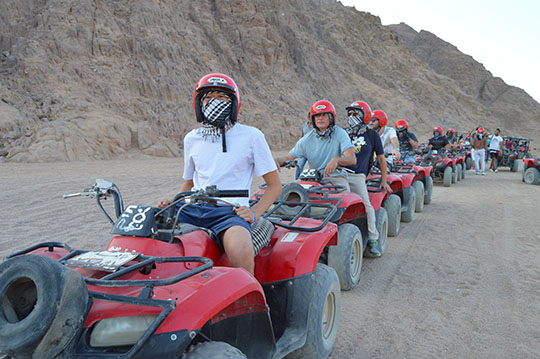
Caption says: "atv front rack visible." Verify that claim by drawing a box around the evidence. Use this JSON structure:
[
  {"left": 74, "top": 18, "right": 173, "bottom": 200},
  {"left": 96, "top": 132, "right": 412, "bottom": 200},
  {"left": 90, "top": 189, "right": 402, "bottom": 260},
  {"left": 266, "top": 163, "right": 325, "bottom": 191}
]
[
  {"left": 251, "top": 195, "right": 341, "bottom": 232},
  {"left": 8, "top": 242, "right": 213, "bottom": 358}
]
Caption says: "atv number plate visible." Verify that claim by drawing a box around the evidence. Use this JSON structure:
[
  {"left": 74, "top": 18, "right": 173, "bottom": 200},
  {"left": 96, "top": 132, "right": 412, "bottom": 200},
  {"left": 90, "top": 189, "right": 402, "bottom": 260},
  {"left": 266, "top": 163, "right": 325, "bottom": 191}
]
[{"left": 67, "top": 251, "right": 139, "bottom": 272}]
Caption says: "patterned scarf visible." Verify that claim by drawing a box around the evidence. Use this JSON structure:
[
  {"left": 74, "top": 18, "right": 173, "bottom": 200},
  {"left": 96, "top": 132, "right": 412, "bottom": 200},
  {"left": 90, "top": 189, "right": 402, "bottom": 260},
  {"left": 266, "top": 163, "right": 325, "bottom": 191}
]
[{"left": 199, "top": 92, "right": 232, "bottom": 140}]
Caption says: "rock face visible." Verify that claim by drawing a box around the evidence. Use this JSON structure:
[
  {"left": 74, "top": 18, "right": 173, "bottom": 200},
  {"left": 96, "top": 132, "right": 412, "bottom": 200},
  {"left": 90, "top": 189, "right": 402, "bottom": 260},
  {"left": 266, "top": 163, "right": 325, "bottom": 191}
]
[{"left": 1, "top": 0, "right": 539, "bottom": 162}]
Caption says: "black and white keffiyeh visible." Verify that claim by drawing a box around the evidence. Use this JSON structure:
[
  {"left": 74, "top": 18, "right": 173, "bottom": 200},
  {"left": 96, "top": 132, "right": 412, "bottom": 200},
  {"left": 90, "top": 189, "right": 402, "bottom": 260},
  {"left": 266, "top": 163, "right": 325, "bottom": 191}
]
[
  {"left": 315, "top": 126, "right": 334, "bottom": 139},
  {"left": 348, "top": 114, "right": 367, "bottom": 133}
]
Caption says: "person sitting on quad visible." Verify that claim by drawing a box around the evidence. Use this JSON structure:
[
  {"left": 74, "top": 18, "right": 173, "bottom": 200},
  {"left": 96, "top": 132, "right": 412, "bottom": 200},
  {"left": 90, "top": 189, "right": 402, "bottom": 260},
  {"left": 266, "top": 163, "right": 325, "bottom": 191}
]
[
  {"left": 370, "top": 110, "right": 401, "bottom": 161},
  {"left": 345, "top": 101, "right": 390, "bottom": 257},
  {"left": 157, "top": 73, "right": 282, "bottom": 275},
  {"left": 446, "top": 128, "right": 458, "bottom": 147},
  {"left": 395, "top": 119, "right": 419, "bottom": 163},
  {"left": 275, "top": 100, "right": 356, "bottom": 191},
  {"left": 428, "top": 126, "right": 450, "bottom": 151}
]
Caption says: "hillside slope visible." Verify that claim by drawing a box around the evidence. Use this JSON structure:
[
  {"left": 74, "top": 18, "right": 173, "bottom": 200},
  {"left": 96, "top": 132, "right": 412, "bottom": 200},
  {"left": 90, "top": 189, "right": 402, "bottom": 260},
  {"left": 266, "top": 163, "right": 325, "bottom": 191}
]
[{"left": 1, "top": 0, "right": 538, "bottom": 162}]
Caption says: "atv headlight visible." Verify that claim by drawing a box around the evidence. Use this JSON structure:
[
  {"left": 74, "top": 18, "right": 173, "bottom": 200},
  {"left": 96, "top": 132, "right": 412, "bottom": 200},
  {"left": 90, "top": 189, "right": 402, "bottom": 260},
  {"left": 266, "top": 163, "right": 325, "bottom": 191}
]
[{"left": 90, "top": 315, "right": 157, "bottom": 347}]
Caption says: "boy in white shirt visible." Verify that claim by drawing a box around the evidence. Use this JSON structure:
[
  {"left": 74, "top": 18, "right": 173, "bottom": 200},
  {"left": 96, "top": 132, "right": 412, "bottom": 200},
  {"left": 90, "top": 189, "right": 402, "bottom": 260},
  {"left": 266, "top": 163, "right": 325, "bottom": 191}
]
[
  {"left": 158, "top": 73, "right": 281, "bottom": 275},
  {"left": 370, "top": 110, "right": 401, "bottom": 161}
]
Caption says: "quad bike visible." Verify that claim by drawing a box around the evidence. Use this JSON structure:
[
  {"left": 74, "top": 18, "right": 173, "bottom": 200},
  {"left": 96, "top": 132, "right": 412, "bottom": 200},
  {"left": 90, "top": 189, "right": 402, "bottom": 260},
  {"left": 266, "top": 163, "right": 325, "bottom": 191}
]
[
  {"left": 258, "top": 161, "right": 383, "bottom": 289},
  {"left": 0, "top": 179, "right": 343, "bottom": 359},
  {"left": 389, "top": 152, "right": 434, "bottom": 208},
  {"left": 522, "top": 155, "right": 540, "bottom": 185},
  {"left": 369, "top": 158, "right": 418, "bottom": 225},
  {"left": 417, "top": 149, "right": 454, "bottom": 187},
  {"left": 447, "top": 149, "right": 466, "bottom": 181},
  {"left": 500, "top": 136, "right": 522, "bottom": 172}
]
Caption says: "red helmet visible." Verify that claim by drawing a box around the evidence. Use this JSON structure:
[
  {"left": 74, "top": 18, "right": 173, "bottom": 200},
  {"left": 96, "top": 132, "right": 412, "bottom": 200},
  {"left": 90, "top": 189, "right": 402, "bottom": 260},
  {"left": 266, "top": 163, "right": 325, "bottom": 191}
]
[
  {"left": 346, "top": 101, "right": 372, "bottom": 123},
  {"left": 466, "top": 135, "right": 471, "bottom": 140},
  {"left": 446, "top": 128, "right": 455, "bottom": 136},
  {"left": 433, "top": 126, "right": 443, "bottom": 135},
  {"left": 310, "top": 100, "right": 336, "bottom": 128},
  {"left": 193, "top": 73, "right": 241, "bottom": 123},
  {"left": 395, "top": 119, "right": 409, "bottom": 131},
  {"left": 372, "top": 110, "right": 388, "bottom": 127},
  {"left": 477, "top": 127, "right": 485, "bottom": 134}
]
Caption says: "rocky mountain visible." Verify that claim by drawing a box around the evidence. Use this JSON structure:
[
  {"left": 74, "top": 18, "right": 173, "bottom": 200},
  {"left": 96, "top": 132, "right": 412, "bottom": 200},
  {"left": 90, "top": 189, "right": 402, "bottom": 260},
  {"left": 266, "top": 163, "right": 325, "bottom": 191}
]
[{"left": 1, "top": 0, "right": 539, "bottom": 162}]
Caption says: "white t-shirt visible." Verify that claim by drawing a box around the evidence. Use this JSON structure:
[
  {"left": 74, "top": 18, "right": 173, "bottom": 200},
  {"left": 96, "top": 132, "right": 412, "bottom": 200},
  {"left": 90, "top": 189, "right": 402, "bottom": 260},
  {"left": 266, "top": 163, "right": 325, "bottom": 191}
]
[
  {"left": 489, "top": 135, "right": 503, "bottom": 151},
  {"left": 183, "top": 123, "right": 277, "bottom": 207},
  {"left": 380, "top": 127, "right": 397, "bottom": 155}
]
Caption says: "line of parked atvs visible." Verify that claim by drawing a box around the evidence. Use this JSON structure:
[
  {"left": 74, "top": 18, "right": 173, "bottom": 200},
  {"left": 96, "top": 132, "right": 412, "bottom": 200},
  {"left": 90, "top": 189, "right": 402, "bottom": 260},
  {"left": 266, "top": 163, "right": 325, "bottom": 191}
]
[{"left": 0, "top": 147, "right": 472, "bottom": 359}]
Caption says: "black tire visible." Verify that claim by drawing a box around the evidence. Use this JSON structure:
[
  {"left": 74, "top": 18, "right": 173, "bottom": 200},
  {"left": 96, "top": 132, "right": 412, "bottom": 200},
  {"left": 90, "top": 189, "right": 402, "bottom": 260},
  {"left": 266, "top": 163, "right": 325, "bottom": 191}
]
[
  {"left": 328, "top": 224, "right": 363, "bottom": 291},
  {"left": 424, "top": 175, "right": 433, "bottom": 204},
  {"left": 0, "top": 255, "right": 88, "bottom": 358},
  {"left": 465, "top": 157, "right": 472, "bottom": 170},
  {"left": 511, "top": 159, "right": 519, "bottom": 172},
  {"left": 522, "top": 165, "right": 527, "bottom": 182},
  {"left": 443, "top": 166, "right": 452, "bottom": 187},
  {"left": 276, "top": 183, "right": 310, "bottom": 216},
  {"left": 289, "top": 264, "right": 341, "bottom": 359},
  {"left": 455, "top": 164, "right": 461, "bottom": 182},
  {"left": 524, "top": 168, "right": 540, "bottom": 185},
  {"left": 461, "top": 163, "right": 466, "bottom": 179},
  {"left": 400, "top": 188, "right": 415, "bottom": 223},
  {"left": 451, "top": 165, "right": 457, "bottom": 184},
  {"left": 412, "top": 181, "right": 425, "bottom": 213},
  {"left": 182, "top": 341, "right": 247, "bottom": 359},
  {"left": 384, "top": 194, "right": 401, "bottom": 237}
]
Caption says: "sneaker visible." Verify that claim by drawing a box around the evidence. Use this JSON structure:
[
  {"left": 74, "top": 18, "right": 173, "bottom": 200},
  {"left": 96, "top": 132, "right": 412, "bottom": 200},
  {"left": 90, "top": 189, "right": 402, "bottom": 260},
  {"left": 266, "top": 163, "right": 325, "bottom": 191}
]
[
  {"left": 494, "top": 169, "right": 498, "bottom": 173},
  {"left": 490, "top": 169, "right": 494, "bottom": 172},
  {"left": 367, "top": 240, "right": 381, "bottom": 257},
  {"left": 481, "top": 172, "right": 486, "bottom": 176},
  {"left": 476, "top": 171, "right": 480, "bottom": 175}
]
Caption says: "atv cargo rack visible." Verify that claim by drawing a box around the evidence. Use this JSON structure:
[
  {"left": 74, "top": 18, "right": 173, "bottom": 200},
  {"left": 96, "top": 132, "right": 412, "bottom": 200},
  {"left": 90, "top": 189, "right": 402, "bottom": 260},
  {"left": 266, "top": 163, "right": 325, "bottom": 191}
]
[{"left": 7, "top": 242, "right": 213, "bottom": 358}]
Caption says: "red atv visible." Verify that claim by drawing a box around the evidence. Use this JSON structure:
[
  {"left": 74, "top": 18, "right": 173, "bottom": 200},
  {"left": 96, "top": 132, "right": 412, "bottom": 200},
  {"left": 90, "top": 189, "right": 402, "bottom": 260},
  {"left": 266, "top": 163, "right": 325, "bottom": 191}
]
[
  {"left": 256, "top": 162, "right": 373, "bottom": 290},
  {"left": 447, "top": 150, "right": 466, "bottom": 182},
  {"left": 522, "top": 156, "right": 540, "bottom": 185},
  {"left": 0, "top": 180, "right": 342, "bottom": 359},
  {"left": 418, "top": 149, "right": 454, "bottom": 187}
]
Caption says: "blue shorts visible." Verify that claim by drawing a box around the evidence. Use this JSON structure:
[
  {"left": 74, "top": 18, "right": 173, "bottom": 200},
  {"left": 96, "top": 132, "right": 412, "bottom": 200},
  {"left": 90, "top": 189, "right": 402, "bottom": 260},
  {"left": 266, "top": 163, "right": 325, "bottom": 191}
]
[{"left": 174, "top": 203, "right": 251, "bottom": 250}]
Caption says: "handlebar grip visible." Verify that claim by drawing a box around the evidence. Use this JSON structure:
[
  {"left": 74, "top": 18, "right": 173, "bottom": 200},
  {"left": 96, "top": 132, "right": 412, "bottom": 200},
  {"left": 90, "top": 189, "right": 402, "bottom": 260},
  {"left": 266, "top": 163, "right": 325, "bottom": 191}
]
[{"left": 216, "top": 190, "right": 249, "bottom": 197}]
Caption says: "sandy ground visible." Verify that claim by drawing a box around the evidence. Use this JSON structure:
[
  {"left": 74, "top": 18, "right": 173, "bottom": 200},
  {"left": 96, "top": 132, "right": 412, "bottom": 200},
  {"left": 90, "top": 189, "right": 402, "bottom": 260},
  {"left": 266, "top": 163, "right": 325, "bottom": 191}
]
[{"left": 1, "top": 156, "right": 539, "bottom": 358}]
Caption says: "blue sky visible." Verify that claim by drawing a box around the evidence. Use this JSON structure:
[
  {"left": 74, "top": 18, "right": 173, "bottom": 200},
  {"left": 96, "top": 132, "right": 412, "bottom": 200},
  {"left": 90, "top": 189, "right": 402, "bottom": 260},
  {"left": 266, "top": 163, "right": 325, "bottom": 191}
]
[{"left": 340, "top": 0, "right": 540, "bottom": 103}]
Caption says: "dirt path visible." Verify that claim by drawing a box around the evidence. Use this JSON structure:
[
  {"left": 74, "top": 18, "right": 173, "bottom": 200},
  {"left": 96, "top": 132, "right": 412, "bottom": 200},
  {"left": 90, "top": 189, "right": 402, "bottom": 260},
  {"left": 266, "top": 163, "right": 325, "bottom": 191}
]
[{"left": 1, "top": 158, "right": 538, "bottom": 358}]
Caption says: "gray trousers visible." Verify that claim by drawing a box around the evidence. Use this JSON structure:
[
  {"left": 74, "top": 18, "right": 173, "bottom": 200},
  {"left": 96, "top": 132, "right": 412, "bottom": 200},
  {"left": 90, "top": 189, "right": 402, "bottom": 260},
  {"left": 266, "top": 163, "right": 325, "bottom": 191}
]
[
  {"left": 321, "top": 175, "right": 351, "bottom": 192},
  {"left": 348, "top": 173, "right": 379, "bottom": 240}
]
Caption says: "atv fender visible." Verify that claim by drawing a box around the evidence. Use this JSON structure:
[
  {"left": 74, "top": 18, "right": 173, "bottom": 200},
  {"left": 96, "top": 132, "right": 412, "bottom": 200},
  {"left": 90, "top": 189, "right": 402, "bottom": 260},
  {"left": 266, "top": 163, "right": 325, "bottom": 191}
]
[{"left": 254, "top": 220, "right": 338, "bottom": 283}]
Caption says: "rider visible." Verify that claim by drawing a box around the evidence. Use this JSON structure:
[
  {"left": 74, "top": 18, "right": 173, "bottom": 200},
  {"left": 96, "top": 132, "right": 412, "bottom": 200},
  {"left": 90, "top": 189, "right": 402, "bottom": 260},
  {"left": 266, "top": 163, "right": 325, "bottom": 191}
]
[
  {"left": 275, "top": 100, "right": 356, "bottom": 191},
  {"left": 371, "top": 110, "right": 401, "bottom": 161},
  {"left": 428, "top": 126, "right": 450, "bottom": 151},
  {"left": 157, "top": 73, "right": 282, "bottom": 275},
  {"left": 395, "top": 119, "right": 419, "bottom": 163},
  {"left": 345, "top": 101, "right": 391, "bottom": 257},
  {"left": 446, "top": 128, "right": 458, "bottom": 147}
]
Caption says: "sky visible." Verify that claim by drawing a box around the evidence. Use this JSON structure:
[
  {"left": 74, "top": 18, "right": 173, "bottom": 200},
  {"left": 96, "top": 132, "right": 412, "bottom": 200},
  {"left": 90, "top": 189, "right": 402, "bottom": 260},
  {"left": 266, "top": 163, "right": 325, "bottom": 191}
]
[{"left": 340, "top": 0, "right": 540, "bottom": 103}]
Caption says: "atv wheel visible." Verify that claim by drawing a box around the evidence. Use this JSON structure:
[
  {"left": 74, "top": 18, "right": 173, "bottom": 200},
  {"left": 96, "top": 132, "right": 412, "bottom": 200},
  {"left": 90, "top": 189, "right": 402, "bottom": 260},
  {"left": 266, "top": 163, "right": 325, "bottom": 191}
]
[
  {"left": 383, "top": 194, "right": 401, "bottom": 237},
  {"left": 328, "top": 224, "right": 363, "bottom": 290},
  {"left": 289, "top": 264, "right": 341, "bottom": 359},
  {"left": 461, "top": 163, "right": 466, "bottom": 179},
  {"left": 465, "top": 157, "right": 472, "bottom": 170},
  {"left": 182, "top": 341, "right": 247, "bottom": 359},
  {"left": 412, "top": 181, "right": 425, "bottom": 213},
  {"left": 522, "top": 165, "right": 527, "bottom": 182},
  {"left": 0, "top": 255, "right": 88, "bottom": 358},
  {"left": 524, "top": 167, "right": 540, "bottom": 185},
  {"left": 424, "top": 176, "right": 433, "bottom": 204},
  {"left": 455, "top": 164, "right": 461, "bottom": 182},
  {"left": 451, "top": 165, "right": 457, "bottom": 184},
  {"left": 443, "top": 166, "right": 452, "bottom": 187},
  {"left": 401, "top": 188, "right": 415, "bottom": 223},
  {"left": 276, "top": 183, "right": 309, "bottom": 216},
  {"left": 511, "top": 159, "right": 519, "bottom": 172}
]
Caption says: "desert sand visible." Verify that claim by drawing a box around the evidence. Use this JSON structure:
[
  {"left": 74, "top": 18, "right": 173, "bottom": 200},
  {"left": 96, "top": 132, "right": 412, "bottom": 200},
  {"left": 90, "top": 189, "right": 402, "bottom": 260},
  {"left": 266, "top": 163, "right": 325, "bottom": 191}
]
[{"left": 0, "top": 155, "right": 539, "bottom": 358}]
